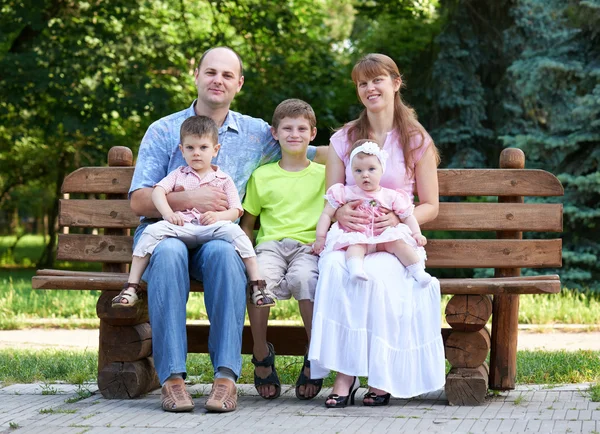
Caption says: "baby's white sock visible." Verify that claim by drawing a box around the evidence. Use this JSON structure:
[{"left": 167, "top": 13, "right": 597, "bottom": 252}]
[
  {"left": 406, "top": 262, "right": 432, "bottom": 287},
  {"left": 347, "top": 257, "right": 368, "bottom": 281}
]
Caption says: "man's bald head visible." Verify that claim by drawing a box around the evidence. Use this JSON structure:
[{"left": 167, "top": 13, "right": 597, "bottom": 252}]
[{"left": 197, "top": 47, "right": 244, "bottom": 77}]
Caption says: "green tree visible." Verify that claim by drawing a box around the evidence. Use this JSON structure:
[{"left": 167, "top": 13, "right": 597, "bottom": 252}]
[
  {"left": 499, "top": 0, "right": 600, "bottom": 290},
  {"left": 0, "top": 0, "right": 350, "bottom": 266}
]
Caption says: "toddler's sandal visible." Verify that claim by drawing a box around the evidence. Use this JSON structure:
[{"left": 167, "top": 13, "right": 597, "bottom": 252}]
[
  {"left": 247, "top": 280, "right": 276, "bottom": 308},
  {"left": 111, "top": 283, "right": 141, "bottom": 308}
]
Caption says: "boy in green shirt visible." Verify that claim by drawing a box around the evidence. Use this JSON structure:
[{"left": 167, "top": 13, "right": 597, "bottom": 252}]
[{"left": 241, "top": 99, "right": 326, "bottom": 401}]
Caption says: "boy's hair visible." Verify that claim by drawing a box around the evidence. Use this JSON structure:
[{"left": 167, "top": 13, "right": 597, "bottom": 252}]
[
  {"left": 180, "top": 115, "right": 219, "bottom": 144},
  {"left": 272, "top": 99, "right": 317, "bottom": 130}
]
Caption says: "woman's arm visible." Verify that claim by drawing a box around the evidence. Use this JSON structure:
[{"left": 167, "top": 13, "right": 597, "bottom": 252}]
[
  {"left": 412, "top": 146, "right": 440, "bottom": 225},
  {"left": 326, "top": 143, "right": 346, "bottom": 188}
]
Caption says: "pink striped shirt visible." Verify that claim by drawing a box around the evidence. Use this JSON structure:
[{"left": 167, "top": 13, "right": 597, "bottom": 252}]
[{"left": 155, "top": 165, "right": 243, "bottom": 223}]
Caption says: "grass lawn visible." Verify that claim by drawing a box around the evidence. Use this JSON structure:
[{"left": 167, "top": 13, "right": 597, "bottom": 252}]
[
  {"left": 1, "top": 348, "right": 599, "bottom": 387},
  {"left": 2, "top": 265, "right": 600, "bottom": 329},
  {"left": 1, "top": 235, "right": 600, "bottom": 389}
]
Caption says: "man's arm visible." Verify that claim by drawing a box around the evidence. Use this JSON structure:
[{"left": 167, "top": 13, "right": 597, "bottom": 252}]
[
  {"left": 312, "top": 145, "right": 329, "bottom": 165},
  {"left": 130, "top": 183, "right": 229, "bottom": 217}
]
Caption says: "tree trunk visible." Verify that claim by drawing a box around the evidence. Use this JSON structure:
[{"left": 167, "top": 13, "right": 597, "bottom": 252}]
[{"left": 38, "top": 153, "right": 66, "bottom": 268}]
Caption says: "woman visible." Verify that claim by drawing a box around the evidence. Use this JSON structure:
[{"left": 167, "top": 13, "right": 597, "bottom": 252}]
[{"left": 308, "top": 53, "right": 445, "bottom": 407}]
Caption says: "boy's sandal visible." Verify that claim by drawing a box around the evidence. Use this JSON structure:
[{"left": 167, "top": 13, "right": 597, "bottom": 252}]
[
  {"left": 251, "top": 342, "right": 281, "bottom": 400},
  {"left": 247, "top": 279, "right": 276, "bottom": 308},
  {"left": 295, "top": 352, "right": 323, "bottom": 400},
  {"left": 111, "top": 283, "right": 141, "bottom": 308}
]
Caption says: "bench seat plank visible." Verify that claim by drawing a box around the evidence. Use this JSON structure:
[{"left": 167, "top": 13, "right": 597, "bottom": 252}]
[
  {"left": 60, "top": 200, "right": 563, "bottom": 232},
  {"left": 56, "top": 234, "right": 562, "bottom": 268},
  {"left": 61, "top": 167, "right": 564, "bottom": 197},
  {"left": 32, "top": 271, "right": 560, "bottom": 295}
]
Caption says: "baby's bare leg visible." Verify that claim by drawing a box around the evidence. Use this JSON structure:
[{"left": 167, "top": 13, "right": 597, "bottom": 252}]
[
  {"left": 381, "top": 240, "right": 432, "bottom": 286},
  {"left": 346, "top": 244, "right": 368, "bottom": 281}
]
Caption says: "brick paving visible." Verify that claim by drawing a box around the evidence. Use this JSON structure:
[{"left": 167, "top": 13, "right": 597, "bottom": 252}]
[{"left": 1, "top": 382, "right": 598, "bottom": 433}]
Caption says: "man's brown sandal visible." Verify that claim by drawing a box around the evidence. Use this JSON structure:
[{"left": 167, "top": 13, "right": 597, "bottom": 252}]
[
  {"left": 247, "top": 279, "right": 276, "bottom": 308},
  {"left": 111, "top": 282, "right": 141, "bottom": 308},
  {"left": 204, "top": 378, "right": 237, "bottom": 412},
  {"left": 161, "top": 380, "right": 195, "bottom": 412}
]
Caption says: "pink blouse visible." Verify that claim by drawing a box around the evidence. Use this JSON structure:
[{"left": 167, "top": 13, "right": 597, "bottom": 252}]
[{"left": 330, "top": 127, "right": 432, "bottom": 201}]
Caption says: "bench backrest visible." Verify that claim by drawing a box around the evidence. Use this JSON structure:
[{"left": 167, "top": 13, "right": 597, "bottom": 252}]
[{"left": 57, "top": 146, "right": 563, "bottom": 283}]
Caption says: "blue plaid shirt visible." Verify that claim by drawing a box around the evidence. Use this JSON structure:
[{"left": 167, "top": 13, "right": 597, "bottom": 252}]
[{"left": 130, "top": 101, "right": 317, "bottom": 215}]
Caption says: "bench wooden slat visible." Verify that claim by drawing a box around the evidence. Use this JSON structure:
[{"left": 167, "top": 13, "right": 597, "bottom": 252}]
[
  {"left": 56, "top": 234, "right": 134, "bottom": 263},
  {"left": 437, "top": 169, "right": 563, "bottom": 197},
  {"left": 62, "top": 167, "right": 133, "bottom": 194},
  {"left": 61, "top": 167, "right": 564, "bottom": 197},
  {"left": 422, "top": 203, "right": 562, "bottom": 232},
  {"left": 55, "top": 234, "right": 562, "bottom": 268},
  {"left": 60, "top": 200, "right": 139, "bottom": 228},
  {"left": 59, "top": 200, "right": 563, "bottom": 232},
  {"left": 426, "top": 239, "right": 562, "bottom": 268},
  {"left": 32, "top": 271, "right": 560, "bottom": 294}
]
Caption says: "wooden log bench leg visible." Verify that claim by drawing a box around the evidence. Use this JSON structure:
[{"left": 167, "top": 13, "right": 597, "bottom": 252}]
[
  {"left": 96, "top": 290, "right": 159, "bottom": 398},
  {"left": 490, "top": 148, "right": 524, "bottom": 391},
  {"left": 97, "top": 147, "right": 159, "bottom": 399},
  {"left": 444, "top": 294, "right": 493, "bottom": 405}
]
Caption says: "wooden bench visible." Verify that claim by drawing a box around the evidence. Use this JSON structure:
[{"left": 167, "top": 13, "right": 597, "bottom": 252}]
[{"left": 33, "top": 146, "right": 563, "bottom": 405}]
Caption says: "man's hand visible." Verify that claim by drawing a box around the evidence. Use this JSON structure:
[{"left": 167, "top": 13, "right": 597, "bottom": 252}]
[
  {"left": 164, "top": 212, "right": 185, "bottom": 226},
  {"left": 334, "top": 200, "right": 369, "bottom": 232},
  {"left": 373, "top": 208, "right": 400, "bottom": 235},
  {"left": 412, "top": 233, "right": 427, "bottom": 247},
  {"left": 184, "top": 186, "right": 229, "bottom": 213},
  {"left": 200, "top": 211, "right": 219, "bottom": 226},
  {"left": 312, "top": 237, "right": 326, "bottom": 255}
]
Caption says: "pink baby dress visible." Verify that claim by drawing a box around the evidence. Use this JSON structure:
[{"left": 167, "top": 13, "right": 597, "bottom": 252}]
[{"left": 322, "top": 183, "right": 419, "bottom": 254}]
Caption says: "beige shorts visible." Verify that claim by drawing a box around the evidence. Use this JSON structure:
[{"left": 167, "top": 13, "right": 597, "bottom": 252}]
[{"left": 255, "top": 238, "right": 318, "bottom": 301}]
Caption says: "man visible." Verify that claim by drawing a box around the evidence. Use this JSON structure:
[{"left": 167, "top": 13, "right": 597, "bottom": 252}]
[{"left": 129, "top": 46, "right": 326, "bottom": 413}]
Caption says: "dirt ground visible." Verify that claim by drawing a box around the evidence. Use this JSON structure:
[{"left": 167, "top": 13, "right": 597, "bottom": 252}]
[{"left": 1, "top": 327, "right": 599, "bottom": 351}]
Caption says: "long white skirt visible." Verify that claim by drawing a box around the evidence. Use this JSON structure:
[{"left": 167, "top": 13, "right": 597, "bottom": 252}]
[{"left": 308, "top": 251, "right": 446, "bottom": 398}]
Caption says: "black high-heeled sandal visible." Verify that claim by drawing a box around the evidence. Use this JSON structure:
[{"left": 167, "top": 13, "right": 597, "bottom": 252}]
[
  {"left": 363, "top": 391, "right": 391, "bottom": 406},
  {"left": 325, "top": 376, "right": 360, "bottom": 408}
]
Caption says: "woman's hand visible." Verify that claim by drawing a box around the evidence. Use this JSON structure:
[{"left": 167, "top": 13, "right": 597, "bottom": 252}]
[
  {"left": 334, "top": 200, "right": 369, "bottom": 232},
  {"left": 373, "top": 209, "right": 400, "bottom": 235}
]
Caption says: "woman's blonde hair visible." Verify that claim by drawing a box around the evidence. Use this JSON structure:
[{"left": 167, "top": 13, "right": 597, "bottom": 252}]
[{"left": 345, "top": 53, "right": 439, "bottom": 179}]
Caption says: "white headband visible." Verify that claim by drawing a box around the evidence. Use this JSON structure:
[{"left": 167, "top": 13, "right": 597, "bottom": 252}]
[{"left": 350, "top": 141, "right": 388, "bottom": 172}]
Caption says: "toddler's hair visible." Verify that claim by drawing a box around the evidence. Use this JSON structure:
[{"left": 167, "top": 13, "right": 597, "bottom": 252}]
[
  {"left": 272, "top": 99, "right": 317, "bottom": 130},
  {"left": 180, "top": 115, "right": 219, "bottom": 144}
]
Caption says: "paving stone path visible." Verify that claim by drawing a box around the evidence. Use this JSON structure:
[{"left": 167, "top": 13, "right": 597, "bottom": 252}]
[{"left": 1, "top": 382, "right": 598, "bottom": 433}]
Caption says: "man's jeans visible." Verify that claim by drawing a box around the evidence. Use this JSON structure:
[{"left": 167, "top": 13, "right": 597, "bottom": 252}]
[{"left": 134, "top": 223, "right": 247, "bottom": 385}]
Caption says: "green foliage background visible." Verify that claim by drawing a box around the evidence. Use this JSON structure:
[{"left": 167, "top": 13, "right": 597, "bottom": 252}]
[{"left": 1, "top": 0, "right": 598, "bottom": 290}]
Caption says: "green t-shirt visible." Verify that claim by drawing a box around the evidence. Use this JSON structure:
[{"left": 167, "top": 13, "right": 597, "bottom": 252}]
[{"left": 243, "top": 161, "right": 326, "bottom": 246}]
